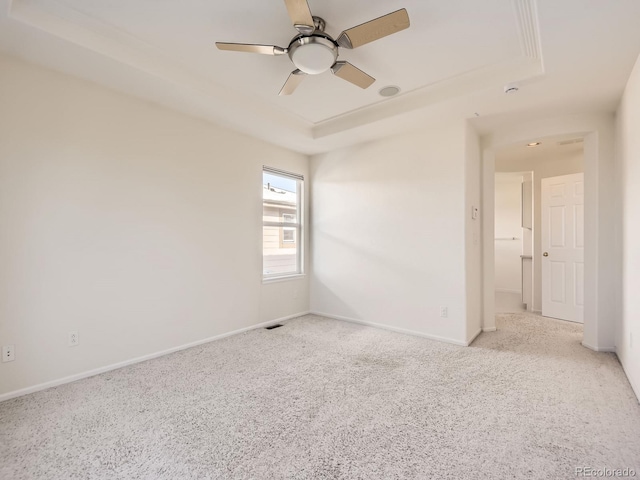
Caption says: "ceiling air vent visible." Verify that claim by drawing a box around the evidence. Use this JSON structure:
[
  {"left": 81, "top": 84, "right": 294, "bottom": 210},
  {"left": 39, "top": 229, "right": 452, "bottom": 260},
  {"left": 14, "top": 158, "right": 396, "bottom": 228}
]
[{"left": 557, "top": 138, "right": 584, "bottom": 146}]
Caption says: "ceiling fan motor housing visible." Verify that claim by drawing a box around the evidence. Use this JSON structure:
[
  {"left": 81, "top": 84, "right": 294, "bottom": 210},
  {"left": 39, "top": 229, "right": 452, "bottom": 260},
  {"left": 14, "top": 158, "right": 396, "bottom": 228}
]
[{"left": 287, "top": 32, "right": 338, "bottom": 75}]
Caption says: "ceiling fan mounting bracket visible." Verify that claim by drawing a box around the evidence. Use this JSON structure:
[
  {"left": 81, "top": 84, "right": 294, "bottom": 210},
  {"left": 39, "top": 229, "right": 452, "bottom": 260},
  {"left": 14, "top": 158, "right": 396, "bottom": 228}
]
[
  {"left": 312, "top": 16, "right": 326, "bottom": 32},
  {"left": 294, "top": 16, "right": 326, "bottom": 36}
]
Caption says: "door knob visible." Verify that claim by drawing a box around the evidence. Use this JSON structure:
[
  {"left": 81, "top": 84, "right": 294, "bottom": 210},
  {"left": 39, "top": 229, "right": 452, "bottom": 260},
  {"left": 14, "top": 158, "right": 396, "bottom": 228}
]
[{"left": 543, "top": 252, "right": 549, "bottom": 257}]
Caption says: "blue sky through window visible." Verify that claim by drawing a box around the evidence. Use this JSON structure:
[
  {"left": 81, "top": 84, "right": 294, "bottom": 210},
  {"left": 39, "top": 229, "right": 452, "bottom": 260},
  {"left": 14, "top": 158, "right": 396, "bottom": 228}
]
[{"left": 263, "top": 172, "right": 296, "bottom": 193}]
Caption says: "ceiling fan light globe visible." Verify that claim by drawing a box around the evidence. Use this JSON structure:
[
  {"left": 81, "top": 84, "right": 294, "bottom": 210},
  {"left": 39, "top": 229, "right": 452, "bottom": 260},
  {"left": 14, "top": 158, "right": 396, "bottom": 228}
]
[{"left": 291, "top": 42, "right": 336, "bottom": 74}]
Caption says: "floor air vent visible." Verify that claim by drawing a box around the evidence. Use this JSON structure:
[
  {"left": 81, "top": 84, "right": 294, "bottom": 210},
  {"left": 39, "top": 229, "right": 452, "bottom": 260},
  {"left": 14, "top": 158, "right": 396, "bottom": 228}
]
[{"left": 265, "top": 324, "right": 283, "bottom": 330}]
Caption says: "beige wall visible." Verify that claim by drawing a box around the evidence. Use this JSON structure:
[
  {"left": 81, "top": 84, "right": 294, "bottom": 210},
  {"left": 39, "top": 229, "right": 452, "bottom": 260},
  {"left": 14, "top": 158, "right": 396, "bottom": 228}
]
[
  {"left": 464, "top": 124, "right": 483, "bottom": 341},
  {"left": 0, "top": 54, "right": 310, "bottom": 397},
  {"left": 496, "top": 149, "right": 583, "bottom": 312},
  {"left": 310, "top": 121, "right": 480, "bottom": 346},
  {"left": 615, "top": 53, "right": 640, "bottom": 399}
]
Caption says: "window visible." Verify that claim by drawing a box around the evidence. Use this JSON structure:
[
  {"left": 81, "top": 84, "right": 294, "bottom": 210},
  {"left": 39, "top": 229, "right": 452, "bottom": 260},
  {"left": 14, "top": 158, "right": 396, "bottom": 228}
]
[
  {"left": 263, "top": 167, "right": 303, "bottom": 279},
  {"left": 282, "top": 213, "right": 296, "bottom": 244},
  {"left": 282, "top": 229, "right": 295, "bottom": 244}
]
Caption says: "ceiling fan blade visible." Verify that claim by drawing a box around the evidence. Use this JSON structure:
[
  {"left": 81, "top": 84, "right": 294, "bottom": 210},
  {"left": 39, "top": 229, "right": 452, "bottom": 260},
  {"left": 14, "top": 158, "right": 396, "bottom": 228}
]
[
  {"left": 284, "top": 0, "right": 315, "bottom": 34},
  {"left": 216, "top": 43, "right": 287, "bottom": 55},
  {"left": 336, "top": 8, "right": 410, "bottom": 49},
  {"left": 331, "top": 61, "right": 375, "bottom": 89},
  {"left": 279, "top": 70, "right": 306, "bottom": 96}
]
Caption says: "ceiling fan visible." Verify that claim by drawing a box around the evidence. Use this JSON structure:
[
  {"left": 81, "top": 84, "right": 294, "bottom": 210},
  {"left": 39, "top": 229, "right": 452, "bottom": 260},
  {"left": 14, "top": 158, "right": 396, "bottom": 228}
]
[{"left": 215, "top": 0, "right": 410, "bottom": 95}]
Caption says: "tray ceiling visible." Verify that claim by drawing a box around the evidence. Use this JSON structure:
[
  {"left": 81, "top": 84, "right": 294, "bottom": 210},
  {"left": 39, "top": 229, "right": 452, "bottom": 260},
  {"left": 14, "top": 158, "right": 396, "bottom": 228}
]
[{"left": 1, "top": 0, "right": 639, "bottom": 153}]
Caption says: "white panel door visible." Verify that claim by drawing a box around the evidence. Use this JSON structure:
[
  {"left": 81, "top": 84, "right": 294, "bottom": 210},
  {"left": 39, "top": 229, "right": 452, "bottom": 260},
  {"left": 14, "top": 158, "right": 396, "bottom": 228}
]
[{"left": 541, "top": 173, "right": 584, "bottom": 323}]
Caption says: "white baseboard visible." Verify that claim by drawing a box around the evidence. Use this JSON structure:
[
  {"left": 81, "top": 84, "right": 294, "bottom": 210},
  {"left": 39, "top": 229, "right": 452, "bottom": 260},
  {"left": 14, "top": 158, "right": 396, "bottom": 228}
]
[
  {"left": 582, "top": 344, "right": 639, "bottom": 404},
  {"left": 618, "top": 358, "right": 640, "bottom": 404},
  {"left": 311, "top": 311, "right": 470, "bottom": 346},
  {"left": 0, "top": 311, "right": 310, "bottom": 403},
  {"left": 482, "top": 327, "right": 497, "bottom": 332},
  {"left": 467, "top": 328, "right": 483, "bottom": 345},
  {"left": 581, "top": 341, "right": 616, "bottom": 353},
  {"left": 532, "top": 310, "right": 542, "bottom": 314}
]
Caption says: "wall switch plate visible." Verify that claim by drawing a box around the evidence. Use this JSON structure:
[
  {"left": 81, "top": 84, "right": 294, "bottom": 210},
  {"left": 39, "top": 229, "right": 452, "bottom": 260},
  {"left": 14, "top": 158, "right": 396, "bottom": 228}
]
[
  {"left": 2, "top": 345, "right": 15, "bottom": 362},
  {"left": 440, "top": 306, "right": 448, "bottom": 318},
  {"left": 68, "top": 331, "right": 79, "bottom": 347}
]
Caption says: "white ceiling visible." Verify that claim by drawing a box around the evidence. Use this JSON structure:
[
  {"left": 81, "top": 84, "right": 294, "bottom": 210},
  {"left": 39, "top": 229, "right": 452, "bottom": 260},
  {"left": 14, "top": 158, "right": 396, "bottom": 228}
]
[
  {"left": 496, "top": 133, "right": 584, "bottom": 166},
  {"left": 1, "top": 0, "right": 639, "bottom": 154}
]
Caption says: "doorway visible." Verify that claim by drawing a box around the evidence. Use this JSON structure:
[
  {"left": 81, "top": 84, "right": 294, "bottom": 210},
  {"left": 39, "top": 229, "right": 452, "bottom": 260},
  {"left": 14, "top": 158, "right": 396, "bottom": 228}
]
[
  {"left": 494, "top": 172, "right": 532, "bottom": 314},
  {"left": 480, "top": 117, "right": 618, "bottom": 352},
  {"left": 492, "top": 137, "right": 584, "bottom": 321}
]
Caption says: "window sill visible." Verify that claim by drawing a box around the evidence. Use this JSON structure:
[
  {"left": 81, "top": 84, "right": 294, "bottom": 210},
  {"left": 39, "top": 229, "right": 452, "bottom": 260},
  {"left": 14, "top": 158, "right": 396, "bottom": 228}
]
[{"left": 262, "top": 273, "right": 306, "bottom": 284}]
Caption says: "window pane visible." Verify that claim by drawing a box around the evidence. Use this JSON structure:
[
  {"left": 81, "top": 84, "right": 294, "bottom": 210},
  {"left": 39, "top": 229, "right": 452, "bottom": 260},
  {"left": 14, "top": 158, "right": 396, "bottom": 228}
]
[
  {"left": 283, "top": 228, "right": 295, "bottom": 243},
  {"left": 262, "top": 169, "right": 302, "bottom": 278},
  {"left": 263, "top": 173, "right": 298, "bottom": 223},
  {"left": 263, "top": 226, "right": 298, "bottom": 275}
]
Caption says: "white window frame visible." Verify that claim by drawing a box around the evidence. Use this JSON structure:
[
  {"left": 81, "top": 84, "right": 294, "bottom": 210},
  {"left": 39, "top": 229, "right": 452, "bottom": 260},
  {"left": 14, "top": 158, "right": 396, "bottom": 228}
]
[{"left": 263, "top": 166, "right": 304, "bottom": 280}]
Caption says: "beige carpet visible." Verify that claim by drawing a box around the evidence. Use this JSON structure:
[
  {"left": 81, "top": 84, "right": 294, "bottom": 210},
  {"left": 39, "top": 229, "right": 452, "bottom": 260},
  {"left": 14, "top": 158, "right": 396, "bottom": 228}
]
[{"left": 1, "top": 313, "right": 639, "bottom": 479}]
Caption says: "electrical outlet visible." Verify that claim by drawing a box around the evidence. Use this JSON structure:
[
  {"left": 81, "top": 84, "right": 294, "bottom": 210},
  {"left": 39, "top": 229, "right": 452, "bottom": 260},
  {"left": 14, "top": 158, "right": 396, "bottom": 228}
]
[
  {"left": 2, "top": 345, "right": 15, "bottom": 362},
  {"left": 440, "top": 306, "right": 448, "bottom": 318},
  {"left": 68, "top": 331, "right": 79, "bottom": 347}
]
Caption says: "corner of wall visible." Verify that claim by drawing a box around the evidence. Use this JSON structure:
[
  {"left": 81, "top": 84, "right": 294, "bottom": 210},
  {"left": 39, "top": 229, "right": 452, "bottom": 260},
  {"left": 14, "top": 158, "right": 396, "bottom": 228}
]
[
  {"left": 614, "top": 51, "right": 640, "bottom": 402},
  {"left": 464, "top": 122, "right": 483, "bottom": 341}
]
